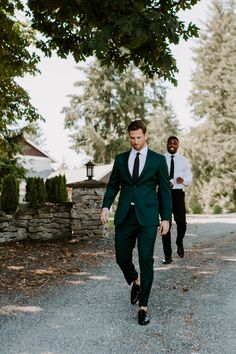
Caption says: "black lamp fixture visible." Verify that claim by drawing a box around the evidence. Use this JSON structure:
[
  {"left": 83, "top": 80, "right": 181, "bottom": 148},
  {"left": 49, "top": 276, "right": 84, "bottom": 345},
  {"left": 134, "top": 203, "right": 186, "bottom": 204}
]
[{"left": 85, "top": 160, "right": 95, "bottom": 180}]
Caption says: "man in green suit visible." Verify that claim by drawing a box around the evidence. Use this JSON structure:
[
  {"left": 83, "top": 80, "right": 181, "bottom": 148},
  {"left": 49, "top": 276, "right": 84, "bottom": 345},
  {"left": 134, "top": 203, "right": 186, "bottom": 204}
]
[{"left": 101, "top": 120, "right": 172, "bottom": 325}]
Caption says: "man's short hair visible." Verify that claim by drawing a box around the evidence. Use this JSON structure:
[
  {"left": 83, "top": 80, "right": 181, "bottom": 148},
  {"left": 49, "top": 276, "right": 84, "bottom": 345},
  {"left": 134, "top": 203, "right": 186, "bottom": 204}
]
[
  {"left": 167, "top": 136, "right": 179, "bottom": 143},
  {"left": 128, "top": 120, "right": 147, "bottom": 134}
]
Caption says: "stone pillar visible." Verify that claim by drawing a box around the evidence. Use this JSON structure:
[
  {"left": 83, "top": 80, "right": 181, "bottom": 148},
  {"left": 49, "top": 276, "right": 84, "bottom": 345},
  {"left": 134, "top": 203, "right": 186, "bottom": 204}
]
[{"left": 68, "top": 180, "right": 109, "bottom": 240}]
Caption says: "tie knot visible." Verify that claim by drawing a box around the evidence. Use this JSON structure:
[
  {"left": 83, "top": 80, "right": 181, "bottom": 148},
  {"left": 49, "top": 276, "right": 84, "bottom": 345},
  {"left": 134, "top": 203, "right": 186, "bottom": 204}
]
[
  {"left": 136, "top": 152, "right": 140, "bottom": 157},
  {"left": 171, "top": 155, "right": 174, "bottom": 158}
]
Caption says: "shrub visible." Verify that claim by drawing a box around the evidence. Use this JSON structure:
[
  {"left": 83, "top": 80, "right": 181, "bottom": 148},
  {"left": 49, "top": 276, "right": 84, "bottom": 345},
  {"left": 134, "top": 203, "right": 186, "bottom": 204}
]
[
  {"left": 25, "top": 176, "right": 34, "bottom": 202},
  {"left": 191, "top": 202, "right": 203, "bottom": 214},
  {"left": 0, "top": 174, "right": 19, "bottom": 213},
  {"left": 213, "top": 204, "right": 223, "bottom": 214},
  {"left": 46, "top": 175, "right": 68, "bottom": 203},
  {"left": 25, "top": 177, "right": 47, "bottom": 206}
]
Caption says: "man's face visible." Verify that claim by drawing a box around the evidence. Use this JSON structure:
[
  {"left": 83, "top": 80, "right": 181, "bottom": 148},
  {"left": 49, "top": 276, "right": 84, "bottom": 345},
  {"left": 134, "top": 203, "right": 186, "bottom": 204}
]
[
  {"left": 167, "top": 138, "right": 179, "bottom": 154},
  {"left": 128, "top": 129, "right": 147, "bottom": 151}
]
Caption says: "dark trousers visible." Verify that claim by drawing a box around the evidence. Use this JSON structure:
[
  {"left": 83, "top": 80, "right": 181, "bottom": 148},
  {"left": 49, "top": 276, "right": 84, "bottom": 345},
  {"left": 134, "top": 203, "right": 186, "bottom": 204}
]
[
  {"left": 115, "top": 206, "right": 158, "bottom": 307},
  {"left": 162, "top": 189, "right": 187, "bottom": 259}
]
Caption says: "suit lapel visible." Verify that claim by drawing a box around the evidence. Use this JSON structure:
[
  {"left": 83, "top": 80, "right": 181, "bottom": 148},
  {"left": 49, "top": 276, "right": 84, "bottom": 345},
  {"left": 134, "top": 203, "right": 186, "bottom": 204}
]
[
  {"left": 123, "top": 150, "right": 132, "bottom": 179},
  {"left": 123, "top": 148, "right": 152, "bottom": 182}
]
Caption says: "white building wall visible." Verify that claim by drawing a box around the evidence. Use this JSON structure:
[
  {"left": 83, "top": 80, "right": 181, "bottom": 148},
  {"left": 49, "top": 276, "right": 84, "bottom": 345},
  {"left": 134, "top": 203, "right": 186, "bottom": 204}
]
[{"left": 19, "top": 155, "right": 53, "bottom": 174}]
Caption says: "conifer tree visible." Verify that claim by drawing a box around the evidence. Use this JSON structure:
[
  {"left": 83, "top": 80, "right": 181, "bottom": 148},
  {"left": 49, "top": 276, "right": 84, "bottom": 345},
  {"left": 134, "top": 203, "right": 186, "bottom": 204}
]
[
  {"left": 25, "top": 177, "right": 47, "bottom": 206},
  {"left": 187, "top": 0, "right": 236, "bottom": 212},
  {"left": 148, "top": 85, "right": 180, "bottom": 153},
  {"left": 0, "top": 174, "right": 19, "bottom": 213},
  {"left": 45, "top": 175, "right": 68, "bottom": 203},
  {"left": 64, "top": 60, "right": 178, "bottom": 163}
]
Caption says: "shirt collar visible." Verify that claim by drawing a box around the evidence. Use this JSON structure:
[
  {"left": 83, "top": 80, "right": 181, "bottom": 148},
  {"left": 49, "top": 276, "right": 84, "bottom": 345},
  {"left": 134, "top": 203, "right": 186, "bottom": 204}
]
[
  {"left": 131, "top": 145, "right": 148, "bottom": 157},
  {"left": 167, "top": 152, "right": 179, "bottom": 157}
]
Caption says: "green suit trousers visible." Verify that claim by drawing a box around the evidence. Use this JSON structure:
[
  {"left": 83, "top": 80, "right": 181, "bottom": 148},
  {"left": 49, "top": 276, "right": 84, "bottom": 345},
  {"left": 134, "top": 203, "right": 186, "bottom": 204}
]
[{"left": 115, "top": 205, "right": 158, "bottom": 307}]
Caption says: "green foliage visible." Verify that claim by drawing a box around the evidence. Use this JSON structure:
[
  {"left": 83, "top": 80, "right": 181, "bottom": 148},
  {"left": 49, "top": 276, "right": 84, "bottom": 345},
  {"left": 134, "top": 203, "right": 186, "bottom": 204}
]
[
  {"left": 0, "top": 1, "right": 43, "bottom": 157},
  {"left": 213, "top": 204, "right": 223, "bottom": 214},
  {"left": 26, "top": 0, "right": 199, "bottom": 84},
  {"left": 23, "top": 122, "right": 46, "bottom": 148},
  {"left": 191, "top": 203, "right": 203, "bottom": 215},
  {"left": 45, "top": 175, "right": 68, "bottom": 203},
  {"left": 25, "top": 177, "right": 47, "bottom": 206},
  {"left": 1, "top": 0, "right": 199, "bottom": 152},
  {"left": 64, "top": 60, "right": 178, "bottom": 163},
  {"left": 185, "top": 0, "right": 236, "bottom": 213},
  {"left": 0, "top": 130, "right": 24, "bottom": 158},
  {"left": 147, "top": 86, "right": 180, "bottom": 153},
  {"left": 0, "top": 174, "right": 19, "bottom": 213},
  {"left": 0, "top": 0, "right": 199, "bottom": 157},
  {"left": 0, "top": 156, "right": 25, "bottom": 190}
]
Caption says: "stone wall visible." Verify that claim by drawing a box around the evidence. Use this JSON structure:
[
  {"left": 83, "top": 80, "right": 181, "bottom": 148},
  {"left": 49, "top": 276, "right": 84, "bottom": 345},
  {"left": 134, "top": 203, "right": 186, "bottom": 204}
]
[
  {"left": 0, "top": 203, "right": 72, "bottom": 244},
  {"left": 0, "top": 180, "right": 109, "bottom": 244},
  {"left": 71, "top": 184, "right": 109, "bottom": 240}
]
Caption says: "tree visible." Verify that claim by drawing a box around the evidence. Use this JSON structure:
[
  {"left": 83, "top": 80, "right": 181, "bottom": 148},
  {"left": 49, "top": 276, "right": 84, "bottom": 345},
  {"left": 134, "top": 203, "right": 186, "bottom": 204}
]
[
  {"left": 0, "top": 1, "right": 44, "bottom": 185},
  {"left": 0, "top": 1, "right": 43, "bottom": 158},
  {"left": 23, "top": 122, "right": 47, "bottom": 149},
  {"left": 147, "top": 85, "right": 180, "bottom": 153},
  {"left": 0, "top": 131, "right": 26, "bottom": 189},
  {"left": 45, "top": 175, "right": 68, "bottom": 203},
  {"left": 26, "top": 0, "right": 199, "bottom": 84},
  {"left": 63, "top": 60, "right": 178, "bottom": 163},
  {"left": 25, "top": 177, "right": 47, "bottom": 206},
  {"left": 186, "top": 0, "right": 236, "bottom": 212},
  {"left": 0, "top": 174, "right": 19, "bottom": 213}
]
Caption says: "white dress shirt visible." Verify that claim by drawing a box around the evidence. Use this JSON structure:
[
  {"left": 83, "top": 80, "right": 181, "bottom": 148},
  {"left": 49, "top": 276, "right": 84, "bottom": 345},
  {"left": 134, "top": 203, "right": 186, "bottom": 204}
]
[
  {"left": 128, "top": 145, "right": 148, "bottom": 177},
  {"left": 164, "top": 152, "right": 192, "bottom": 190}
]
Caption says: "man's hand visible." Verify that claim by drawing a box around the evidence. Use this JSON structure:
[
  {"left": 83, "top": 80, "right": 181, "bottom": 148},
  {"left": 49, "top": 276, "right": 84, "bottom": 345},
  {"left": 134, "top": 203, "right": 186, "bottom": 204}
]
[
  {"left": 176, "top": 176, "right": 184, "bottom": 184},
  {"left": 100, "top": 207, "right": 110, "bottom": 224},
  {"left": 159, "top": 220, "right": 170, "bottom": 235}
]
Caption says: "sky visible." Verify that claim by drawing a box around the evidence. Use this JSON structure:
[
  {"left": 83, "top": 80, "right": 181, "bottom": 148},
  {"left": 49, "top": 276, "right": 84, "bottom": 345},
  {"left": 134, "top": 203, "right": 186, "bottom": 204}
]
[{"left": 18, "top": 0, "right": 210, "bottom": 168}]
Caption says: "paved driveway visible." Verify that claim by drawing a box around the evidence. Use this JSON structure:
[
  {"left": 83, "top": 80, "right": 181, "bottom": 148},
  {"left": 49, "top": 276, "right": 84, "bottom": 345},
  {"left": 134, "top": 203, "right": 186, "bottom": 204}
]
[{"left": 1, "top": 214, "right": 236, "bottom": 354}]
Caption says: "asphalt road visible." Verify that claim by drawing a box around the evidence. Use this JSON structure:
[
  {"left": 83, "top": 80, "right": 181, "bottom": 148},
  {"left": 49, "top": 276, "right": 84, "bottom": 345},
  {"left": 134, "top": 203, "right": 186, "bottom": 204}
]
[{"left": 1, "top": 214, "right": 236, "bottom": 354}]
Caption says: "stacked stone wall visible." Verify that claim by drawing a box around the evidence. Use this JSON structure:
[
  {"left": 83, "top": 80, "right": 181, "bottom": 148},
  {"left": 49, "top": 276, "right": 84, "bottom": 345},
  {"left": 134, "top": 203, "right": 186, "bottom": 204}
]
[
  {"left": 0, "top": 203, "right": 72, "bottom": 243},
  {"left": 0, "top": 181, "right": 109, "bottom": 244},
  {"left": 71, "top": 186, "right": 109, "bottom": 240}
]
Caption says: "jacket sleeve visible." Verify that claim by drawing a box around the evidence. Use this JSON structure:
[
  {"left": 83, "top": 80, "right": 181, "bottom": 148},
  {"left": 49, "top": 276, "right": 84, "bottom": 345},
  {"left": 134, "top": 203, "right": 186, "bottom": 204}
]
[
  {"left": 157, "top": 155, "right": 172, "bottom": 221},
  {"left": 101, "top": 156, "right": 121, "bottom": 209}
]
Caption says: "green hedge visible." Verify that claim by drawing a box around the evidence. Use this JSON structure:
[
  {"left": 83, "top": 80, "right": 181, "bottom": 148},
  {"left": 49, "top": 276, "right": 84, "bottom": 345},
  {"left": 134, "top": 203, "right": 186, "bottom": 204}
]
[
  {"left": 45, "top": 175, "right": 68, "bottom": 203},
  {"left": 0, "top": 174, "right": 19, "bottom": 213},
  {"left": 25, "top": 177, "right": 47, "bottom": 206}
]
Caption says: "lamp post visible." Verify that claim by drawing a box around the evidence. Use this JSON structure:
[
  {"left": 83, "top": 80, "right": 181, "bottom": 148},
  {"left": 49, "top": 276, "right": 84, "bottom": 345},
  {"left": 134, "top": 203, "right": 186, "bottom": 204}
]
[{"left": 85, "top": 161, "right": 95, "bottom": 180}]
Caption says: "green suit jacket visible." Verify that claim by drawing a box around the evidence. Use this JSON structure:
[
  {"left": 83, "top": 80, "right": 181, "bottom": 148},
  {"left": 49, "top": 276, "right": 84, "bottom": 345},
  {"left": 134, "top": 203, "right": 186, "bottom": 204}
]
[{"left": 102, "top": 148, "right": 172, "bottom": 226}]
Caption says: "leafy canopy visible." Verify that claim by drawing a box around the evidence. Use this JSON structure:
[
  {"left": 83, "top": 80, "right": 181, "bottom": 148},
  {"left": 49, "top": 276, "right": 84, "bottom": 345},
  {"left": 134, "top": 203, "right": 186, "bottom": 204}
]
[
  {"left": 0, "top": 0, "right": 43, "bottom": 160},
  {"left": 27, "top": 0, "right": 199, "bottom": 84},
  {"left": 0, "top": 1, "right": 44, "bottom": 181},
  {"left": 0, "top": 1, "right": 42, "bottom": 132}
]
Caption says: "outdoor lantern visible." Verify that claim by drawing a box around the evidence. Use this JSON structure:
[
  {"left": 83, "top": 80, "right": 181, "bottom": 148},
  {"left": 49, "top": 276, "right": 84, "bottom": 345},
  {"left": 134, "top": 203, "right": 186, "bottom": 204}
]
[{"left": 85, "top": 160, "right": 95, "bottom": 180}]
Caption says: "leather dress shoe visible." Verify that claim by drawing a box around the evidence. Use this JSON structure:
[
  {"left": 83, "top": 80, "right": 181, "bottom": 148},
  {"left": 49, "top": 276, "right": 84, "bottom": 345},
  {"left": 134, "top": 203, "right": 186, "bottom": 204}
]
[
  {"left": 177, "top": 244, "right": 184, "bottom": 258},
  {"left": 131, "top": 283, "right": 140, "bottom": 305},
  {"left": 162, "top": 257, "right": 173, "bottom": 265},
  {"left": 138, "top": 309, "right": 150, "bottom": 325}
]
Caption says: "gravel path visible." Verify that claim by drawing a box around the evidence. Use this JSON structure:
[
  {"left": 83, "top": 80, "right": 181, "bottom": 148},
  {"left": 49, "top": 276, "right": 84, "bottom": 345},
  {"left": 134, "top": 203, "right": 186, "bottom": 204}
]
[{"left": 1, "top": 214, "right": 236, "bottom": 354}]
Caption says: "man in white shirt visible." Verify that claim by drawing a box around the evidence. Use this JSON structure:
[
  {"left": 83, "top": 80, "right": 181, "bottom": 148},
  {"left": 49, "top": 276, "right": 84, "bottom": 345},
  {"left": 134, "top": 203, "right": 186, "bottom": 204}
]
[{"left": 162, "top": 136, "right": 192, "bottom": 264}]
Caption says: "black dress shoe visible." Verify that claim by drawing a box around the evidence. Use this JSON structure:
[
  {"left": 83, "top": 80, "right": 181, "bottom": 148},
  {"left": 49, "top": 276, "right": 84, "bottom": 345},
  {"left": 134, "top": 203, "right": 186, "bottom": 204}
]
[
  {"left": 162, "top": 257, "right": 173, "bottom": 265},
  {"left": 131, "top": 283, "right": 140, "bottom": 305},
  {"left": 138, "top": 309, "right": 150, "bottom": 325},
  {"left": 177, "top": 244, "right": 184, "bottom": 258}
]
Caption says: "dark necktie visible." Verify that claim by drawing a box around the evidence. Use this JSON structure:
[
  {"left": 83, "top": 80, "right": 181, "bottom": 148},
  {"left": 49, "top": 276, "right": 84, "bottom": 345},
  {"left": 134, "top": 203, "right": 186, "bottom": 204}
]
[
  {"left": 132, "top": 152, "right": 140, "bottom": 184},
  {"left": 170, "top": 155, "right": 175, "bottom": 179}
]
